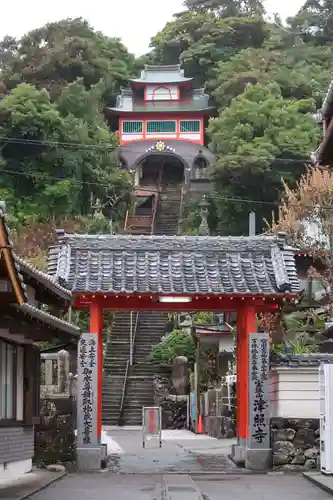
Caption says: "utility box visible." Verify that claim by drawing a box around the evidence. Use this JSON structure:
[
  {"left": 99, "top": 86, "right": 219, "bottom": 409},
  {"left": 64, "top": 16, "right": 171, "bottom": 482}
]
[{"left": 319, "top": 362, "right": 333, "bottom": 474}]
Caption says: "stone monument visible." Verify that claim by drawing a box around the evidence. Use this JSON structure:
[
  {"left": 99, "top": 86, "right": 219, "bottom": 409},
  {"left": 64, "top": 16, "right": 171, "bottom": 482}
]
[
  {"left": 172, "top": 356, "right": 189, "bottom": 395},
  {"left": 245, "top": 332, "right": 272, "bottom": 470},
  {"left": 76, "top": 333, "right": 101, "bottom": 470}
]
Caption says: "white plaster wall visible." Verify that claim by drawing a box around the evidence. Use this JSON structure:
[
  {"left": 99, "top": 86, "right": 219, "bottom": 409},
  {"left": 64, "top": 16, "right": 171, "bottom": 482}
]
[
  {"left": 146, "top": 84, "right": 179, "bottom": 101},
  {"left": 179, "top": 133, "right": 201, "bottom": 141},
  {"left": 218, "top": 336, "right": 234, "bottom": 353},
  {"left": 145, "top": 133, "right": 177, "bottom": 139},
  {"left": 0, "top": 458, "right": 32, "bottom": 479},
  {"left": 122, "top": 133, "right": 143, "bottom": 142},
  {"left": 269, "top": 366, "right": 319, "bottom": 419}
]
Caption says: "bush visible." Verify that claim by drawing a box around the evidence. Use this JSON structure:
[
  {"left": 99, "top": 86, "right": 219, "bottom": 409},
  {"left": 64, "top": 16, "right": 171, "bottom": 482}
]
[{"left": 148, "top": 329, "right": 196, "bottom": 366}]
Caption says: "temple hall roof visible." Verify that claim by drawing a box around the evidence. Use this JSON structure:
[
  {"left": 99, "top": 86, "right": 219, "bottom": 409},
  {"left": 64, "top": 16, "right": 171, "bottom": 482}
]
[
  {"left": 48, "top": 233, "right": 301, "bottom": 297},
  {"left": 130, "top": 65, "right": 193, "bottom": 85},
  {"left": 107, "top": 88, "right": 213, "bottom": 115}
]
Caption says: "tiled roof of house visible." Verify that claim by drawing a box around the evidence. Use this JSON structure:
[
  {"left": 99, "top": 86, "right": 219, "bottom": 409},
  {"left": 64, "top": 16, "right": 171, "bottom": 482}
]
[
  {"left": 0, "top": 202, "right": 72, "bottom": 302},
  {"left": 9, "top": 303, "right": 80, "bottom": 336},
  {"left": 48, "top": 233, "right": 301, "bottom": 296},
  {"left": 0, "top": 201, "right": 77, "bottom": 338},
  {"left": 15, "top": 255, "right": 72, "bottom": 302}
]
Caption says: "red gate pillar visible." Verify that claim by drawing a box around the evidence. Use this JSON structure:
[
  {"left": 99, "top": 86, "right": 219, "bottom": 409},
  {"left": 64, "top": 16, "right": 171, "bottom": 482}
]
[
  {"left": 236, "top": 304, "right": 256, "bottom": 446},
  {"left": 89, "top": 302, "right": 103, "bottom": 441}
]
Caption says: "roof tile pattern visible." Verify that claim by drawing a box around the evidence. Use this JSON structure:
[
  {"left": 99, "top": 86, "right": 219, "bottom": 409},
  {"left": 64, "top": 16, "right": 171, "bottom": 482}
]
[{"left": 48, "top": 234, "right": 300, "bottom": 296}]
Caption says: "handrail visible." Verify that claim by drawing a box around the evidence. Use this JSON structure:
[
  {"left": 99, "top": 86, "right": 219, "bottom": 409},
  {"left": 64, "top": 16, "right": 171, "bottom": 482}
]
[
  {"left": 177, "top": 184, "right": 186, "bottom": 235},
  {"left": 118, "top": 359, "right": 130, "bottom": 426},
  {"left": 124, "top": 210, "right": 129, "bottom": 231},
  {"left": 151, "top": 162, "right": 164, "bottom": 234},
  {"left": 132, "top": 311, "right": 139, "bottom": 363}
]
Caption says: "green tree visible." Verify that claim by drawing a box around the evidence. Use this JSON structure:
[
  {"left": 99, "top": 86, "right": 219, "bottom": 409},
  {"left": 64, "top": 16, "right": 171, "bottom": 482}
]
[
  {"left": 212, "top": 44, "right": 333, "bottom": 108},
  {"left": 0, "top": 18, "right": 135, "bottom": 103},
  {"left": 150, "top": 12, "right": 268, "bottom": 87},
  {"left": 148, "top": 329, "right": 196, "bottom": 366},
  {"left": 289, "top": 0, "right": 333, "bottom": 45},
  {"left": 184, "top": 0, "right": 265, "bottom": 18},
  {"left": 0, "top": 81, "right": 131, "bottom": 223},
  {"left": 208, "top": 82, "right": 320, "bottom": 234}
]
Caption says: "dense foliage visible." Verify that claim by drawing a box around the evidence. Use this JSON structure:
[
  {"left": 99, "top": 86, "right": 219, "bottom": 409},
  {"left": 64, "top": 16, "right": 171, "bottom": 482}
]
[
  {"left": 148, "top": 329, "right": 196, "bottom": 366},
  {"left": 0, "top": 1, "right": 332, "bottom": 252},
  {"left": 148, "top": 0, "right": 331, "bottom": 234}
]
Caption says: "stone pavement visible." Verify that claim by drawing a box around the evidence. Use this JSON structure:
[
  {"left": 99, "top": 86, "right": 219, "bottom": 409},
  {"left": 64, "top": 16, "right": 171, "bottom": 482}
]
[
  {"left": 29, "top": 473, "right": 163, "bottom": 500},
  {"left": 103, "top": 427, "right": 237, "bottom": 473},
  {"left": 26, "top": 471, "right": 332, "bottom": 500},
  {"left": 304, "top": 471, "right": 333, "bottom": 495},
  {"left": 196, "top": 474, "right": 332, "bottom": 500},
  {"left": 0, "top": 470, "right": 66, "bottom": 500}
]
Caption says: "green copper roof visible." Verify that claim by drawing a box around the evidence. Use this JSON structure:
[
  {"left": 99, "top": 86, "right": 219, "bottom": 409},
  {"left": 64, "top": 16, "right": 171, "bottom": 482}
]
[
  {"left": 130, "top": 64, "right": 192, "bottom": 84},
  {"left": 108, "top": 88, "right": 213, "bottom": 114}
]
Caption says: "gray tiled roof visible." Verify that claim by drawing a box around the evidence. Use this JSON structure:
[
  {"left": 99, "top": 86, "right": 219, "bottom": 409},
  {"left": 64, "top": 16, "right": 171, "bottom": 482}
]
[
  {"left": 48, "top": 234, "right": 300, "bottom": 296},
  {"left": 0, "top": 202, "right": 72, "bottom": 302},
  {"left": 10, "top": 303, "right": 80, "bottom": 336},
  {"left": 108, "top": 88, "right": 212, "bottom": 114},
  {"left": 130, "top": 65, "right": 192, "bottom": 84},
  {"left": 15, "top": 255, "right": 72, "bottom": 302}
]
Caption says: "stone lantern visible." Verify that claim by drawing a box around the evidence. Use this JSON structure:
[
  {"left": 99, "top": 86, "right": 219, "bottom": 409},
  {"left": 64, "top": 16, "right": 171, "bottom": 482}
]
[{"left": 198, "top": 195, "right": 210, "bottom": 236}]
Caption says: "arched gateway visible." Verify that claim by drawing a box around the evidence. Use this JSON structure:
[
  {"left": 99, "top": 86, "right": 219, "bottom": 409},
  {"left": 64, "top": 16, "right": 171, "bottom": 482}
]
[
  {"left": 48, "top": 233, "right": 300, "bottom": 464},
  {"left": 48, "top": 64, "right": 301, "bottom": 469}
]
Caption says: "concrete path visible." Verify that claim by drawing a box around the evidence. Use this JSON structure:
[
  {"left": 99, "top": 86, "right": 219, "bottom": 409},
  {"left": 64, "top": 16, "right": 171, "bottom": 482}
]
[
  {"left": 27, "top": 472, "right": 332, "bottom": 500},
  {"left": 196, "top": 474, "right": 332, "bottom": 500},
  {"left": 0, "top": 470, "right": 66, "bottom": 500},
  {"left": 30, "top": 473, "right": 163, "bottom": 500},
  {"left": 103, "top": 427, "right": 237, "bottom": 473}
]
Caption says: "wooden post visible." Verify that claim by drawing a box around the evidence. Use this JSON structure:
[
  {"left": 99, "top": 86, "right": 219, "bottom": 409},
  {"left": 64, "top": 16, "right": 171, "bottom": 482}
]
[{"left": 90, "top": 302, "right": 103, "bottom": 441}]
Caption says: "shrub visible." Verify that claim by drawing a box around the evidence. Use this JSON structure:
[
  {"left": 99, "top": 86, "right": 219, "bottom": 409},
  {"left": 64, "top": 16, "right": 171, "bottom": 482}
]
[{"left": 148, "top": 329, "right": 196, "bottom": 366}]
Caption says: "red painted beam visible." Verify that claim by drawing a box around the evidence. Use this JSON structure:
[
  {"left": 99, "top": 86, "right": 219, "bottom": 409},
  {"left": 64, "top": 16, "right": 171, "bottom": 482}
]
[{"left": 73, "top": 294, "right": 284, "bottom": 312}]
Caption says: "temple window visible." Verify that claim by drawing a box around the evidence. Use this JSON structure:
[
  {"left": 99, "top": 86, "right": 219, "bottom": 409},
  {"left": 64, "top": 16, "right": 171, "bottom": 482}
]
[
  {"left": 146, "top": 120, "right": 176, "bottom": 133},
  {"left": 122, "top": 121, "right": 143, "bottom": 134},
  {"left": 180, "top": 120, "right": 200, "bottom": 133}
]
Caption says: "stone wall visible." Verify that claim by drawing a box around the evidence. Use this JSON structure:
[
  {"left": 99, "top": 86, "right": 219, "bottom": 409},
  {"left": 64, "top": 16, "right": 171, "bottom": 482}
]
[
  {"left": 271, "top": 417, "right": 319, "bottom": 471},
  {"left": 153, "top": 375, "right": 188, "bottom": 429},
  {"left": 36, "top": 349, "right": 77, "bottom": 465},
  {"left": 34, "top": 396, "right": 76, "bottom": 465}
]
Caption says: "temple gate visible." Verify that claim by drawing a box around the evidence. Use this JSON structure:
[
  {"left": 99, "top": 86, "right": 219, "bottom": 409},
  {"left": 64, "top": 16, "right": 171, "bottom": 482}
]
[{"left": 48, "top": 232, "right": 300, "bottom": 468}]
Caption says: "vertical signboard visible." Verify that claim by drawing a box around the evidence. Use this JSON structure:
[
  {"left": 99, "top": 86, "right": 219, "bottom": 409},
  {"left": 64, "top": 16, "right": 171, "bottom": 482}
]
[
  {"left": 77, "top": 333, "right": 99, "bottom": 449},
  {"left": 247, "top": 333, "right": 270, "bottom": 450}
]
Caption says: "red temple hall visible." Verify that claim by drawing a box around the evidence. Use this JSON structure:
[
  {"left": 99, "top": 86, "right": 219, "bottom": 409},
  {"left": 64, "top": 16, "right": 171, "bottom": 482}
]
[{"left": 107, "top": 64, "right": 214, "bottom": 145}]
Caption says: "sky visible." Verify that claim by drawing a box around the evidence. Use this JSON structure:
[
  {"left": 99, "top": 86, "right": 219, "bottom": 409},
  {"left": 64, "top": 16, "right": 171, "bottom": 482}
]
[{"left": 0, "top": 0, "right": 305, "bottom": 57}]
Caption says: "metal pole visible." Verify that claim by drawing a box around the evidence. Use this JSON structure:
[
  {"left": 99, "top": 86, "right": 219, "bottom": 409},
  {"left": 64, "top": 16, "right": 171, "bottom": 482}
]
[{"left": 130, "top": 311, "right": 133, "bottom": 365}]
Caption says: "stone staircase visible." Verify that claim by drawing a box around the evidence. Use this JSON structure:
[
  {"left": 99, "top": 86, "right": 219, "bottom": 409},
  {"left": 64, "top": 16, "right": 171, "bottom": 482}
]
[
  {"left": 102, "top": 312, "right": 131, "bottom": 425},
  {"left": 155, "top": 180, "right": 183, "bottom": 236},
  {"left": 102, "top": 171, "right": 183, "bottom": 426}
]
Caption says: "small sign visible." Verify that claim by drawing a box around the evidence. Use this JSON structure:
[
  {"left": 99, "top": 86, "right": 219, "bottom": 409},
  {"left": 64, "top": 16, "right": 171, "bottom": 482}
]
[
  {"left": 247, "top": 333, "right": 270, "bottom": 449},
  {"left": 77, "top": 333, "right": 99, "bottom": 448}
]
